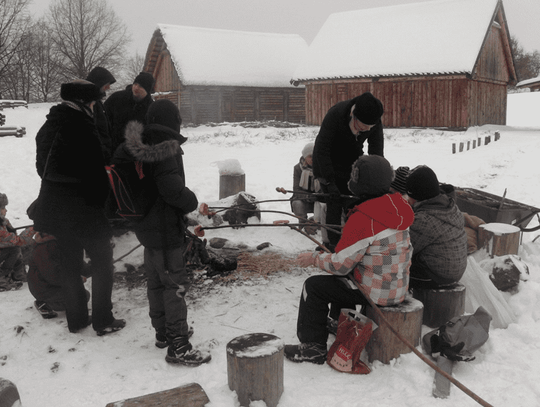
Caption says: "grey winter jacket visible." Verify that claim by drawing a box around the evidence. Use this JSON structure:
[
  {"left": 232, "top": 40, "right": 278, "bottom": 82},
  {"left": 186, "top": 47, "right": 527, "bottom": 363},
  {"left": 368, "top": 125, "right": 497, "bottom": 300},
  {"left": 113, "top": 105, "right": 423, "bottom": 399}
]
[
  {"left": 112, "top": 121, "right": 197, "bottom": 249},
  {"left": 409, "top": 192, "right": 468, "bottom": 285}
]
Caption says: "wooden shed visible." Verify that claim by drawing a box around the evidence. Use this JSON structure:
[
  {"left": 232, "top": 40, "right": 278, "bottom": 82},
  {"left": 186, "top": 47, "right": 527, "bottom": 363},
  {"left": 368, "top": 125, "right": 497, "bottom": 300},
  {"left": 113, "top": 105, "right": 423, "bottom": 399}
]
[
  {"left": 291, "top": 0, "right": 516, "bottom": 129},
  {"left": 143, "top": 24, "right": 308, "bottom": 125},
  {"left": 516, "top": 76, "right": 540, "bottom": 92}
]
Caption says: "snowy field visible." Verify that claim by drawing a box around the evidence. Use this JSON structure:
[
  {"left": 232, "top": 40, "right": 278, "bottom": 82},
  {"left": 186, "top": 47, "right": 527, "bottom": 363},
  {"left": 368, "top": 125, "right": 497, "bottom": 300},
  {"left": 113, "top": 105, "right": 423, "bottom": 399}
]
[{"left": 1, "top": 92, "right": 540, "bottom": 406}]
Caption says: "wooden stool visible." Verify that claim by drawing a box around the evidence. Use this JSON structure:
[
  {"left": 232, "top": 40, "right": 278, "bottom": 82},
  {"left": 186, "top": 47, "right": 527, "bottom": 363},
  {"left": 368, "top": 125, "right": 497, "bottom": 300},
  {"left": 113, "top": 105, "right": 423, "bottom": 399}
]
[
  {"left": 219, "top": 173, "right": 245, "bottom": 199},
  {"left": 105, "top": 382, "right": 209, "bottom": 407},
  {"left": 412, "top": 283, "right": 466, "bottom": 328},
  {"left": 365, "top": 296, "right": 423, "bottom": 364},
  {"left": 478, "top": 223, "right": 521, "bottom": 257},
  {"left": 226, "top": 333, "right": 284, "bottom": 407},
  {"left": 0, "top": 378, "right": 20, "bottom": 407}
]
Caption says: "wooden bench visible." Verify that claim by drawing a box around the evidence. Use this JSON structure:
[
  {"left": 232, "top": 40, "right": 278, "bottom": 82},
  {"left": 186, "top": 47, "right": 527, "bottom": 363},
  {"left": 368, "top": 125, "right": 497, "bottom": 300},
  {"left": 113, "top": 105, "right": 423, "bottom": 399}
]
[
  {"left": 411, "top": 283, "right": 466, "bottom": 328},
  {"left": 105, "top": 382, "right": 209, "bottom": 407},
  {"left": 365, "top": 296, "right": 424, "bottom": 364}
]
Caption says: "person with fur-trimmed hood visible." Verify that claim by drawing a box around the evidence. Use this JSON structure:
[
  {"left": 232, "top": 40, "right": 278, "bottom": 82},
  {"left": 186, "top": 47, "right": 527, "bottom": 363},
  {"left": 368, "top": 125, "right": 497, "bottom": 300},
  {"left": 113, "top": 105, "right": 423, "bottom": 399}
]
[
  {"left": 32, "top": 79, "right": 125, "bottom": 335},
  {"left": 112, "top": 99, "right": 210, "bottom": 367},
  {"left": 104, "top": 72, "right": 154, "bottom": 155},
  {"left": 285, "top": 155, "right": 414, "bottom": 364}
]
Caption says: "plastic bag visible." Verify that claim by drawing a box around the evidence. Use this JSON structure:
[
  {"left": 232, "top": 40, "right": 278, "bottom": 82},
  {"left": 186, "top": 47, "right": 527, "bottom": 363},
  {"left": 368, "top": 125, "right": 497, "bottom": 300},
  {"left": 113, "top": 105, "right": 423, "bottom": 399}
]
[
  {"left": 326, "top": 308, "right": 376, "bottom": 374},
  {"left": 459, "top": 256, "right": 516, "bottom": 329}
]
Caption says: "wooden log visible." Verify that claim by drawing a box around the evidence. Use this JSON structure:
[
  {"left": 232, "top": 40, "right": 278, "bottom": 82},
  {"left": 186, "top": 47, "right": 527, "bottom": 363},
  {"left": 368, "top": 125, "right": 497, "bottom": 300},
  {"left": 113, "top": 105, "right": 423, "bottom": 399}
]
[
  {"left": 105, "top": 382, "right": 209, "bottom": 407},
  {"left": 219, "top": 173, "right": 245, "bottom": 199},
  {"left": 365, "top": 296, "right": 423, "bottom": 364},
  {"left": 226, "top": 333, "right": 284, "bottom": 407},
  {"left": 411, "top": 283, "right": 466, "bottom": 328},
  {"left": 478, "top": 223, "right": 521, "bottom": 257},
  {"left": 0, "top": 378, "right": 21, "bottom": 407}
]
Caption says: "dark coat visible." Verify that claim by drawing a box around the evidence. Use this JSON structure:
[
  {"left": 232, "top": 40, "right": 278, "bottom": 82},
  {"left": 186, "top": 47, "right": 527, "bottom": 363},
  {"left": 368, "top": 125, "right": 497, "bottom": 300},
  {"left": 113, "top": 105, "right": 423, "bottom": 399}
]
[
  {"left": 103, "top": 85, "right": 153, "bottom": 154},
  {"left": 32, "top": 103, "right": 111, "bottom": 238},
  {"left": 409, "top": 190, "right": 468, "bottom": 285},
  {"left": 112, "top": 121, "right": 197, "bottom": 249},
  {"left": 313, "top": 96, "right": 384, "bottom": 187}
]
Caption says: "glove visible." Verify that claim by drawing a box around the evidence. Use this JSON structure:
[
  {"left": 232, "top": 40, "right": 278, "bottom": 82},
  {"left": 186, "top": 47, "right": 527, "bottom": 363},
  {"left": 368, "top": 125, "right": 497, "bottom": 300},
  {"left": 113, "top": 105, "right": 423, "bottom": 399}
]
[
  {"left": 326, "top": 183, "right": 341, "bottom": 200},
  {"left": 296, "top": 252, "right": 316, "bottom": 267}
]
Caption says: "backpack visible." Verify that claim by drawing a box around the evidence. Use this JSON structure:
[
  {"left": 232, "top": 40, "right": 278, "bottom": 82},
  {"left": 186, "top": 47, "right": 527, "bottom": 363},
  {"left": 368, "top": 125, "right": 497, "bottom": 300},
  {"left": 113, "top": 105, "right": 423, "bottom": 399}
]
[{"left": 105, "top": 162, "right": 153, "bottom": 222}]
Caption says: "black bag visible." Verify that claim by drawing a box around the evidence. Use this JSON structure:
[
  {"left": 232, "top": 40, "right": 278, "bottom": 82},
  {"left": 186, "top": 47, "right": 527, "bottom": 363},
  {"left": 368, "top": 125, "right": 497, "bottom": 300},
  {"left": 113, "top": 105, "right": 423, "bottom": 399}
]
[{"left": 105, "top": 162, "right": 153, "bottom": 222}]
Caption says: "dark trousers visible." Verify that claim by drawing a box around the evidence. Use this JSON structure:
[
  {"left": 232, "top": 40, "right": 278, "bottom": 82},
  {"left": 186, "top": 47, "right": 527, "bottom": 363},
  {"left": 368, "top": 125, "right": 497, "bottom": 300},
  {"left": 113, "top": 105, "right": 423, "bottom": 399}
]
[
  {"left": 56, "top": 234, "right": 114, "bottom": 332},
  {"left": 297, "top": 275, "right": 369, "bottom": 345},
  {"left": 145, "top": 245, "right": 191, "bottom": 340},
  {"left": 322, "top": 178, "right": 350, "bottom": 247}
]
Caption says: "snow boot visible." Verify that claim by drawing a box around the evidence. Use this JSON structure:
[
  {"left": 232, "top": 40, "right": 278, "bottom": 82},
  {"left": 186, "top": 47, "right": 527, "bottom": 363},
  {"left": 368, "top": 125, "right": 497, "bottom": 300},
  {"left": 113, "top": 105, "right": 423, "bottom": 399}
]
[
  {"left": 155, "top": 326, "right": 194, "bottom": 349},
  {"left": 34, "top": 301, "right": 58, "bottom": 319},
  {"left": 284, "top": 342, "right": 327, "bottom": 364},
  {"left": 0, "top": 274, "right": 22, "bottom": 292},
  {"left": 96, "top": 318, "right": 126, "bottom": 336},
  {"left": 165, "top": 337, "right": 211, "bottom": 366}
]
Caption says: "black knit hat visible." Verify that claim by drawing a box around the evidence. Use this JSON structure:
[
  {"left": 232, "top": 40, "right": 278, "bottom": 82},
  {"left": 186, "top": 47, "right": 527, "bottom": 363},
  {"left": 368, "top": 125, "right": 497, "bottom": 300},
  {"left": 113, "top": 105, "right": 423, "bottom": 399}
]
[
  {"left": 406, "top": 165, "right": 440, "bottom": 201},
  {"left": 146, "top": 99, "right": 182, "bottom": 132},
  {"left": 134, "top": 72, "right": 154, "bottom": 95},
  {"left": 60, "top": 79, "right": 102, "bottom": 104},
  {"left": 391, "top": 166, "right": 410, "bottom": 194},
  {"left": 86, "top": 67, "right": 116, "bottom": 90},
  {"left": 353, "top": 92, "right": 384, "bottom": 125},
  {"left": 347, "top": 155, "right": 394, "bottom": 197}
]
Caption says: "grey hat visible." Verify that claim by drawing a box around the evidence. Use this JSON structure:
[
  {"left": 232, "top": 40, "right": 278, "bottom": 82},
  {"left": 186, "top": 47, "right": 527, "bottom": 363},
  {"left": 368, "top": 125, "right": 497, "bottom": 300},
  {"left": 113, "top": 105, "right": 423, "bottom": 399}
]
[
  {"left": 0, "top": 193, "right": 8, "bottom": 208},
  {"left": 348, "top": 155, "right": 394, "bottom": 197}
]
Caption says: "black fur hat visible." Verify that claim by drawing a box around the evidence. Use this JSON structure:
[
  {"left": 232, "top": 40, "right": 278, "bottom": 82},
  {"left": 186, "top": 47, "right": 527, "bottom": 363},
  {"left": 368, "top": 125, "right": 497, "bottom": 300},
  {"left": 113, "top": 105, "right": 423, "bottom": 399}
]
[
  {"left": 146, "top": 99, "right": 182, "bottom": 132},
  {"left": 60, "top": 79, "right": 102, "bottom": 104},
  {"left": 353, "top": 92, "right": 384, "bottom": 125},
  {"left": 134, "top": 72, "right": 155, "bottom": 95}
]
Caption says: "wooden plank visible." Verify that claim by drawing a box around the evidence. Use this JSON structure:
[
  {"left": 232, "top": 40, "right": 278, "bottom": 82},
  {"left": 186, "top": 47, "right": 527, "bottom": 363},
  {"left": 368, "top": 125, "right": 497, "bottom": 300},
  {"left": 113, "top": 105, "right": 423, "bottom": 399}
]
[{"left": 105, "top": 383, "right": 209, "bottom": 407}]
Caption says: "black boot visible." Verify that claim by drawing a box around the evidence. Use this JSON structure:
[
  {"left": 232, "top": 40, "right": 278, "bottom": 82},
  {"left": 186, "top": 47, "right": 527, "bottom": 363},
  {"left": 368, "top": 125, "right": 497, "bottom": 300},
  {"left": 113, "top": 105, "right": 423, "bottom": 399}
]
[{"left": 165, "top": 336, "right": 211, "bottom": 366}]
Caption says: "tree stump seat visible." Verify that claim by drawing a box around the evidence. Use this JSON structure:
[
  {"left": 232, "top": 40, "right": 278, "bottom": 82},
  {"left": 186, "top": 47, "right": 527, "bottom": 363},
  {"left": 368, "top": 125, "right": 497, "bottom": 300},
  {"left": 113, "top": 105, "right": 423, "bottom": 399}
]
[
  {"left": 104, "top": 382, "right": 209, "bottom": 407},
  {"left": 365, "top": 296, "right": 424, "bottom": 364},
  {"left": 411, "top": 283, "right": 466, "bottom": 328},
  {"left": 0, "top": 378, "right": 21, "bottom": 407},
  {"left": 226, "top": 333, "right": 284, "bottom": 407}
]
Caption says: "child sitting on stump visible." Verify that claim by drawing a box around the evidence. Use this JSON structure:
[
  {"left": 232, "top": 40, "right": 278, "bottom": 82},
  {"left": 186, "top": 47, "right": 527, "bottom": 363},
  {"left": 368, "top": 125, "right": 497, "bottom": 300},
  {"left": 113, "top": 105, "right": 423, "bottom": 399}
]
[
  {"left": 0, "top": 192, "right": 36, "bottom": 291},
  {"left": 285, "top": 156, "right": 414, "bottom": 364}
]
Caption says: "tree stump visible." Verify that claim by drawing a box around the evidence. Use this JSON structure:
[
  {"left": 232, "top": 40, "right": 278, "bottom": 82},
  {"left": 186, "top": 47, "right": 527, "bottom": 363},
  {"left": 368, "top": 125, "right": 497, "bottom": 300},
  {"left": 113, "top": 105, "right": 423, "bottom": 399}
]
[
  {"left": 0, "top": 378, "right": 21, "bottom": 407},
  {"left": 365, "top": 296, "right": 423, "bottom": 364},
  {"left": 104, "top": 382, "right": 209, "bottom": 407},
  {"left": 226, "top": 333, "right": 284, "bottom": 407},
  {"left": 219, "top": 174, "right": 245, "bottom": 199},
  {"left": 411, "top": 283, "right": 466, "bottom": 328},
  {"left": 478, "top": 223, "right": 521, "bottom": 257}
]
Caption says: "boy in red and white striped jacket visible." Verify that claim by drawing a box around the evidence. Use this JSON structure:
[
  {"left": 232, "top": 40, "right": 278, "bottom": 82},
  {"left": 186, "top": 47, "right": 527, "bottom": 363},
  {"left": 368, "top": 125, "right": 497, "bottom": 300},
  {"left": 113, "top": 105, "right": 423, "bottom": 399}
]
[{"left": 285, "top": 155, "right": 414, "bottom": 364}]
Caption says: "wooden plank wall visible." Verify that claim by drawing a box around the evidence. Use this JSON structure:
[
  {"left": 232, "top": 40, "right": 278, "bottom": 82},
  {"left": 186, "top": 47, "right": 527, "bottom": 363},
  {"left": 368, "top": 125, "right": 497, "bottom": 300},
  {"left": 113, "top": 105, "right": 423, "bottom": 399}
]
[{"left": 305, "top": 76, "right": 507, "bottom": 128}]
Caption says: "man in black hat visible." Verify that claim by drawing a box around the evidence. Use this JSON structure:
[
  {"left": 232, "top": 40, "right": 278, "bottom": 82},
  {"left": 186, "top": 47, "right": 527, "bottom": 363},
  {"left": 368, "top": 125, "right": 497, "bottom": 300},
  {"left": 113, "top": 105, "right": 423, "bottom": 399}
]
[
  {"left": 312, "top": 92, "right": 385, "bottom": 251},
  {"left": 104, "top": 72, "right": 155, "bottom": 155}
]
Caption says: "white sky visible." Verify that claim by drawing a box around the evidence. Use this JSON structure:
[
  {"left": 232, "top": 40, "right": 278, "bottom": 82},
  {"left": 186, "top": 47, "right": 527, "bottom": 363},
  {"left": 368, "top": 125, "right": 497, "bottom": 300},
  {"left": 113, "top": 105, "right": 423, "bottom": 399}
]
[{"left": 30, "top": 0, "right": 540, "bottom": 57}]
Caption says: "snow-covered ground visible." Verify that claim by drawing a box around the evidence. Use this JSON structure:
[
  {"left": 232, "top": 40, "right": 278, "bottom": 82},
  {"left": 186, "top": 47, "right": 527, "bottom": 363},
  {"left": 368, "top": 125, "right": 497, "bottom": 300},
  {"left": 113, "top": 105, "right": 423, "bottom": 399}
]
[{"left": 1, "top": 92, "right": 540, "bottom": 406}]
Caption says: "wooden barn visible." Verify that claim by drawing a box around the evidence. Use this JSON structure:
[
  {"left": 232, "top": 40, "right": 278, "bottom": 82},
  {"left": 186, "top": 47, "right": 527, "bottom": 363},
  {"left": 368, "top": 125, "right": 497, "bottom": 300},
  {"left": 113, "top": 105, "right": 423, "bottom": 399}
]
[
  {"left": 143, "top": 24, "right": 308, "bottom": 125},
  {"left": 291, "top": 0, "right": 517, "bottom": 129}
]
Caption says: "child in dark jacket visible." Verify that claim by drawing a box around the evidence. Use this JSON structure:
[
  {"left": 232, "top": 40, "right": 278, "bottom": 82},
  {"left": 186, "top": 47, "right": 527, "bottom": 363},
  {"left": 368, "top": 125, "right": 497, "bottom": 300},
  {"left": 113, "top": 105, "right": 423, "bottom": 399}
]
[{"left": 0, "top": 193, "right": 36, "bottom": 291}]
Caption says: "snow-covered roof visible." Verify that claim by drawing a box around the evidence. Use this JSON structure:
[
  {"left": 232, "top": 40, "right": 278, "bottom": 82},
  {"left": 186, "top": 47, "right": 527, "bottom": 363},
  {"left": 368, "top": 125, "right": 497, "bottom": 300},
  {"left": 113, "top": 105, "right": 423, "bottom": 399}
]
[
  {"left": 157, "top": 24, "right": 308, "bottom": 88},
  {"left": 517, "top": 75, "right": 540, "bottom": 88},
  {"left": 292, "top": 0, "right": 501, "bottom": 83}
]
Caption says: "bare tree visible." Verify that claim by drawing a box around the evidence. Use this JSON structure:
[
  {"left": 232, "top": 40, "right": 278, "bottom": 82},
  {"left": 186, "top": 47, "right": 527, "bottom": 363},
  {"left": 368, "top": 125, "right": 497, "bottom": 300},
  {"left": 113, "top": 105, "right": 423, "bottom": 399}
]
[
  {"left": 46, "top": 0, "right": 131, "bottom": 80},
  {"left": 0, "top": 0, "right": 31, "bottom": 97},
  {"left": 510, "top": 36, "right": 540, "bottom": 84},
  {"left": 112, "top": 52, "right": 146, "bottom": 90}
]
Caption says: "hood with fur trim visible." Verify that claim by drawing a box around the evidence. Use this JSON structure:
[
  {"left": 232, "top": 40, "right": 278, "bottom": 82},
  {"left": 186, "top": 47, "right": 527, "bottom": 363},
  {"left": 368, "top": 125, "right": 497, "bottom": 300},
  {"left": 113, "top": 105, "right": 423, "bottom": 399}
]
[{"left": 118, "top": 121, "right": 187, "bottom": 163}]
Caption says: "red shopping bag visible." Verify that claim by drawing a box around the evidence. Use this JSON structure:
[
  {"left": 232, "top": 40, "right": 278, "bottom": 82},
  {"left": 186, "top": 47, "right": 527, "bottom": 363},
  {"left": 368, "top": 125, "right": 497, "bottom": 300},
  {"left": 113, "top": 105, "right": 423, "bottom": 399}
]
[{"left": 327, "top": 308, "right": 376, "bottom": 374}]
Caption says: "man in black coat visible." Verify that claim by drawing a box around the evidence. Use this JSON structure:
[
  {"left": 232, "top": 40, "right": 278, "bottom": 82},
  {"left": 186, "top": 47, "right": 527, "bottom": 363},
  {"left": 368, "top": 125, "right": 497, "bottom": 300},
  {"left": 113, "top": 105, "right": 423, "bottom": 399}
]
[
  {"left": 104, "top": 72, "right": 154, "bottom": 155},
  {"left": 33, "top": 79, "right": 125, "bottom": 335},
  {"left": 312, "top": 92, "right": 384, "bottom": 250},
  {"left": 86, "top": 67, "right": 116, "bottom": 163},
  {"left": 112, "top": 99, "right": 210, "bottom": 367}
]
